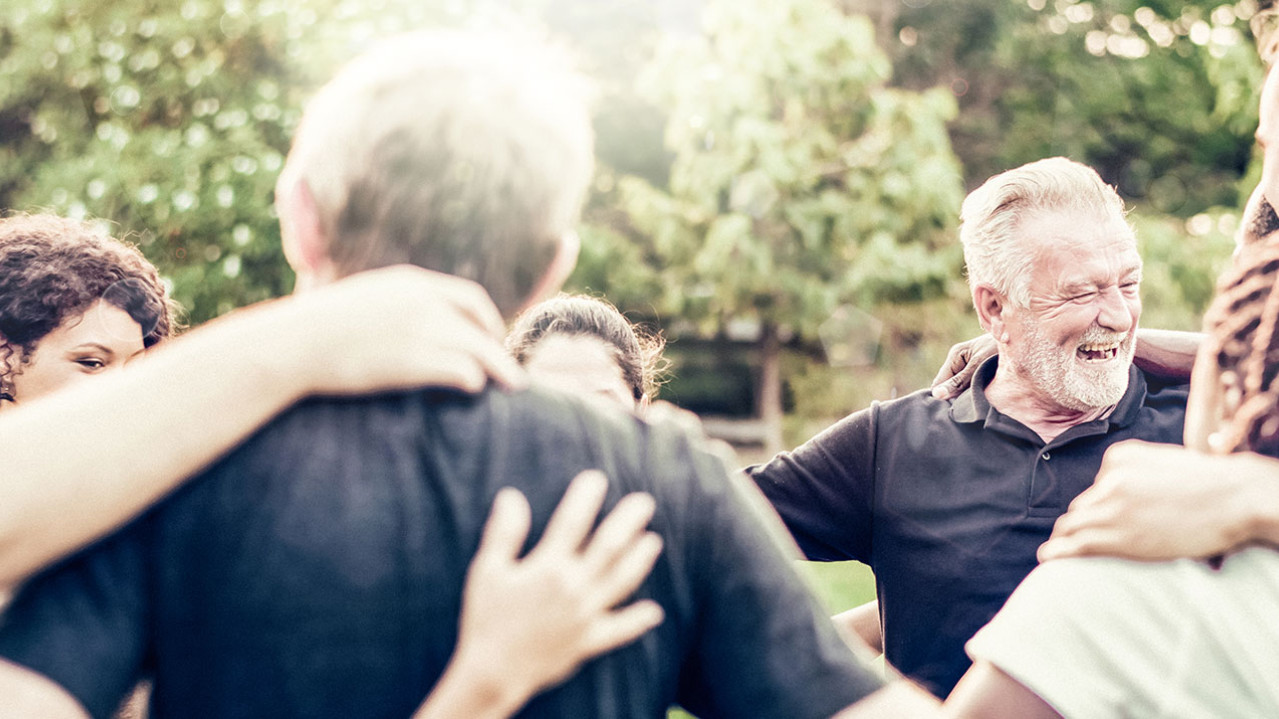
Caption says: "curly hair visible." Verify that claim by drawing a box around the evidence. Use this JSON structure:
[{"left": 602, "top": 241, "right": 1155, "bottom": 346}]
[
  {"left": 0, "top": 214, "right": 175, "bottom": 399},
  {"left": 1201, "top": 237, "right": 1279, "bottom": 457},
  {"left": 506, "top": 294, "right": 668, "bottom": 403}
]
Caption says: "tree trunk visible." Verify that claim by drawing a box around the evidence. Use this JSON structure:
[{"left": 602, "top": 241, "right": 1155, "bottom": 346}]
[{"left": 757, "top": 323, "right": 785, "bottom": 454}]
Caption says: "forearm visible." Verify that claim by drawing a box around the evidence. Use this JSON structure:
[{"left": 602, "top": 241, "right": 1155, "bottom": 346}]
[
  {"left": 1133, "top": 329, "right": 1203, "bottom": 380},
  {"left": 833, "top": 601, "right": 882, "bottom": 654},
  {"left": 0, "top": 298, "right": 315, "bottom": 587},
  {"left": 411, "top": 652, "right": 526, "bottom": 719},
  {"left": 1229, "top": 453, "right": 1279, "bottom": 548}
]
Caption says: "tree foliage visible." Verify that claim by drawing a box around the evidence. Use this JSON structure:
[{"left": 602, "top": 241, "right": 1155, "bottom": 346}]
[
  {"left": 611, "top": 0, "right": 965, "bottom": 342},
  {"left": 0, "top": 0, "right": 677, "bottom": 323},
  {"left": 0, "top": 0, "right": 314, "bottom": 321},
  {"left": 578, "top": 0, "right": 967, "bottom": 445},
  {"left": 883, "top": 0, "right": 1264, "bottom": 213}
]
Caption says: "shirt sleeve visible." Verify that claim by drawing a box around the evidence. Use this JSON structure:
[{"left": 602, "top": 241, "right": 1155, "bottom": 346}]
[
  {"left": 0, "top": 519, "right": 152, "bottom": 719},
  {"left": 662, "top": 430, "right": 884, "bottom": 719},
  {"left": 746, "top": 404, "right": 877, "bottom": 562}
]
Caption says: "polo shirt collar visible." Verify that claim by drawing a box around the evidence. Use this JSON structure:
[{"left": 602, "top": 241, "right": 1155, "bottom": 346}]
[{"left": 948, "top": 356, "right": 1149, "bottom": 430}]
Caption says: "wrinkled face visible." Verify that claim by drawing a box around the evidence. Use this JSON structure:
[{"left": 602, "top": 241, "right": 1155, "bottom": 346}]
[
  {"left": 4, "top": 300, "right": 146, "bottom": 404},
  {"left": 1001, "top": 209, "right": 1143, "bottom": 411},
  {"left": 1239, "top": 64, "right": 1279, "bottom": 248},
  {"left": 523, "top": 333, "right": 636, "bottom": 411}
]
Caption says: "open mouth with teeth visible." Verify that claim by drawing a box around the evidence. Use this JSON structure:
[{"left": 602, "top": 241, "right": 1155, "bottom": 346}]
[{"left": 1077, "top": 341, "right": 1122, "bottom": 362}]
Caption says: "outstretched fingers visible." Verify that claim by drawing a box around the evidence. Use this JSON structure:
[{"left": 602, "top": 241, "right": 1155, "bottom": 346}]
[
  {"left": 582, "top": 599, "right": 666, "bottom": 656},
  {"left": 592, "top": 531, "right": 663, "bottom": 610},
  {"left": 474, "top": 487, "right": 532, "bottom": 569},
  {"left": 581, "top": 492, "right": 657, "bottom": 573},
  {"left": 536, "top": 470, "right": 609, "bottom": 556}
]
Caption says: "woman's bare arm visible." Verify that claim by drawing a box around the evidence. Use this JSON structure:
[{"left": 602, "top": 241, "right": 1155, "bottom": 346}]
[
  {"left": 0, "top": 266, "right": 523, "bottom": 588},
  {"left": 833, "top": 601, "right": 882, "bottom": 655}
]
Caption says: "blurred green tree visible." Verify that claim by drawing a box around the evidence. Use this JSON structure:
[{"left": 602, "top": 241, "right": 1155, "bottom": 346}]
[
  {"left": 867, "top": 0, "right": 1263, "bottom": 213},
  {"left": 0, "top": 0, "right": 317, "bottom": 321},
  {"left": 0, "top": 0, "right": 681, "bottom": 323},
  {"left": 603, "top": 0, "right": 967, "bottom": 449}
]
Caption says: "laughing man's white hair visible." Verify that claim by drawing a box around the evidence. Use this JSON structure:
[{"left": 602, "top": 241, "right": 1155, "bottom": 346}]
[{"left": 959, "top": 157, "right": 1130, "bottom": 308}]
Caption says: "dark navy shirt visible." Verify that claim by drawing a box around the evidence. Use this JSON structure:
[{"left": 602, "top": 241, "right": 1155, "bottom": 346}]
[
  {"left": 0, "top": 387, "right": 881, "bottom": 719},
  {"left": 749, "top": 359, "right": 1187, "bottom": 698}
]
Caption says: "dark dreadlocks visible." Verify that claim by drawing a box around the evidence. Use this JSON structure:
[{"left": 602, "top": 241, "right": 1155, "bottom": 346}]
[{"left": 1202, "top": 238, "right": 1279, "bottom": 456}]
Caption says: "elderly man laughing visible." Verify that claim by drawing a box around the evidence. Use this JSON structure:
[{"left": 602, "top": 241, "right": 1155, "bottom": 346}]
[{"left": 749, "top": 156, "right": 1189, "bottom": 698}]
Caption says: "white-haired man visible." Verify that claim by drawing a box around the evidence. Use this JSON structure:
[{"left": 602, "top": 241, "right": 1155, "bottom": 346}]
[
  {"left": 0, "top": 31, "right": 921, "bottom": 719},
  {"left": 940, "top": 31, "right": 1279, "bottom": 719},
  {"left": 750, "top": 156, "right": 1189, "bottom": 698}
]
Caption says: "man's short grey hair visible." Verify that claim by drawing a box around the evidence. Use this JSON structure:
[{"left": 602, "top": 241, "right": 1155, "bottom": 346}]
[
  {"left": 959, "top": 157, "right": 1129, "bottom": 308},
  {"left": 281, "top": 30, "right": 594, "bottom": 316}
]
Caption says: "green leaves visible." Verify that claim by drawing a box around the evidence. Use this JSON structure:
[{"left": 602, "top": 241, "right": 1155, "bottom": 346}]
[
  {"left": 0, "top": 0, "right": 305, "bottom": 322},
  {"left": 606, "top": 0, "right": 965, "bottom": 342}
]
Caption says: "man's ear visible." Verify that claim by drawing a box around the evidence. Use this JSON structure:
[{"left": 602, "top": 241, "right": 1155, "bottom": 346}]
[
  {"left": 276, "top": 173, "right": 333, "bottom": 284},
  {"left": 518, "top": 230, "right": 581, "bottom": 313},
  {"left": 973, "top": 284, "right": 1010, "bottom": 342}
]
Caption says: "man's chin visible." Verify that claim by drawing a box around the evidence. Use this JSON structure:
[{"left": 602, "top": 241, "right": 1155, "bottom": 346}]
[{"left": 1064, "top": 362, "right": 1130, "bottom": 409}]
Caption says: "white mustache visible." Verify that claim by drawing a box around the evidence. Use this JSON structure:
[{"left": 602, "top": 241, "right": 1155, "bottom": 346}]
[{"left": 1077, "top": 328, "right": 1129, "bottom": 347}]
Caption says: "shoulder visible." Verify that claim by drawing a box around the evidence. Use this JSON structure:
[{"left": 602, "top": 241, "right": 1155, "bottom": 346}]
[
  {"left": 821, "top": 388, "right": 946, "bottom": 440},
  {"left": 1137, "top": 368, "right": 1190, "bottom": 407},
  {"left": 873, "top": 387, "right": 946, "bottom": 419},
  {"left": 208, "top": 385, "right": 719, "bottom": 506},
  {"left": 219, "top": 386, "right": 640, "bottom": 462}
]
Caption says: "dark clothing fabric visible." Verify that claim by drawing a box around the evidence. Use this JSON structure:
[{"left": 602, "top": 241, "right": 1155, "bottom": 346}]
[
  {"left": 749, "top": 359, "right": 1188, "bottom": 698},
  {"left": 0, "top": 387, "right": 881, "bottom": 719}
]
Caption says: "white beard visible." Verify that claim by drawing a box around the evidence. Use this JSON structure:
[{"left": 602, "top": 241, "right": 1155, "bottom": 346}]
[{"left": 1017, "top": 319, "right": 1135, "bottom": 411}]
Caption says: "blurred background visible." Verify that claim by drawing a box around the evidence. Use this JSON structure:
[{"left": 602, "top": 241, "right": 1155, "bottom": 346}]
[{"left": 0, "top": 0, "right": 1263, "bottom": 634}]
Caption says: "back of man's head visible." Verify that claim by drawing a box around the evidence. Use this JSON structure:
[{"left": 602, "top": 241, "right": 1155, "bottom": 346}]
[
  {"left": 280, "top": 31, "right": 594, "bottom": 316},
  {"left": 959, "top": 157, "right": 1129, "bottom": 307}
]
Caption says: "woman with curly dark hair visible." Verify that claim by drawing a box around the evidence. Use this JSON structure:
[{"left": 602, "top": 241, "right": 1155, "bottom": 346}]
[{"left": 0, "top": 214, "right": 175, "bottom": 405}]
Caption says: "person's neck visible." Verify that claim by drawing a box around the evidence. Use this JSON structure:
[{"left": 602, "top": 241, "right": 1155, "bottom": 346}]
[{"left": 984, "top": 364, "right": 1115, "bottom": 444}]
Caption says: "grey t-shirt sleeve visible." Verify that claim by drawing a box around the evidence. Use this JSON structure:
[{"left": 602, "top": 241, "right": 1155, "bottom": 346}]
[
  {"left": 661, "top": 430, "right": 883, "bottom": 718},
  {"left": 0, "top": 521, "right": 151, "bottom": 719}
]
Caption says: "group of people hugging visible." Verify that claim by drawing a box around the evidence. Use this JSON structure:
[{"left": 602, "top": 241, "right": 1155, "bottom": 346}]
[{"left": 0, "top": 21, "right": 1277, "bottom": 719}]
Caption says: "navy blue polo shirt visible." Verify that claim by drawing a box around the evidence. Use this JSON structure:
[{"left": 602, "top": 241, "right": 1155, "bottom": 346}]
[
  {"left": 749, "top": 359, "right": 1188, "bottom": 698},
  {"left": 0, "top": 386, "right": 881, "bottom": 719}
]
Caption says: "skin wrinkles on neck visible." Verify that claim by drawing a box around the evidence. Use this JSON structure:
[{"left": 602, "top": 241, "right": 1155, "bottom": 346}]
[{"left": 984, "top": 370, "right": 1115, "bottom": 443}]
